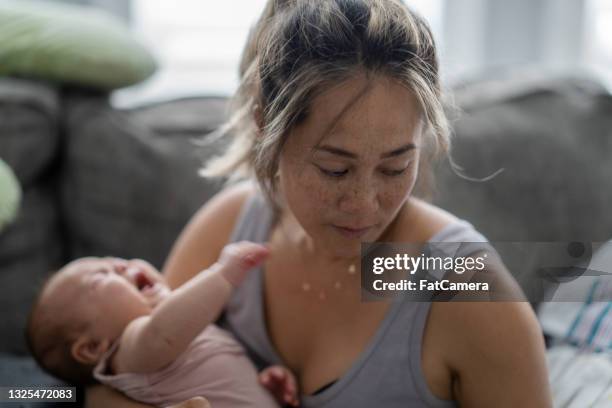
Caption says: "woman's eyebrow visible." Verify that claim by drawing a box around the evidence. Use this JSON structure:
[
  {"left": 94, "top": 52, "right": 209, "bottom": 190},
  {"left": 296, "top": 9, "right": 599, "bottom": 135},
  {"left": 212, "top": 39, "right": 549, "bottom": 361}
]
[
  {"left": 381, "top": 144, "right": 417, "bottom": 158},
  {"left": 314, "top": 143, "right": 416, "bottom": 159}
]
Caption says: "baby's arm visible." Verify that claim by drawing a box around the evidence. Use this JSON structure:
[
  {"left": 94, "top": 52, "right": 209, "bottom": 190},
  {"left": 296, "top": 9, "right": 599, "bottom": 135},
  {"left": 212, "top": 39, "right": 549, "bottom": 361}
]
[{"left": 113, "top": 241, "right": 268, "bottom": 374}]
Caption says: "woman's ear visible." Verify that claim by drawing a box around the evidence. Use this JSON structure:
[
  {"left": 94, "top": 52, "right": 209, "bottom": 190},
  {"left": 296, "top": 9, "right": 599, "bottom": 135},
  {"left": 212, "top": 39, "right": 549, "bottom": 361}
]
[{"left": 71, "top": 336, "right": 111, "bottom": 365}]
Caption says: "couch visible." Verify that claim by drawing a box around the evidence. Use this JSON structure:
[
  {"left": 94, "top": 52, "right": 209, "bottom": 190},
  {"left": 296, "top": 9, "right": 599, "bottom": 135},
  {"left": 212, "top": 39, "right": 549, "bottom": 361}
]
[{"left": 1, "top": 70, "right": 611, "bottom": 406}]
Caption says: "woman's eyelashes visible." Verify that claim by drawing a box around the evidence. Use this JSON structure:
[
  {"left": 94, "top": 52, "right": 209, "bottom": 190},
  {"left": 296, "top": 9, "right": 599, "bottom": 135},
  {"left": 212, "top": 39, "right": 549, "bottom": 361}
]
[
  {"left": 319, "top": 167, "right": 349, "bottom": 178},
  {"left": 380, "top": 167, "right": 409, "bottom": 176},
  {"left": 316, "top": 164, "right": 410, "bottom": 178}
]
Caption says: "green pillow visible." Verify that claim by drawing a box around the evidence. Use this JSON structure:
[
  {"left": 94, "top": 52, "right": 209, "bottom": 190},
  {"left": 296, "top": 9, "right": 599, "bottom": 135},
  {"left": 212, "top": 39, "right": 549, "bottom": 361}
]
[
  {"left": 0, "top": 0, "right": 157, "bottom": 90},
  {"left": 0, "top": 158, "right": 21, "bottom": 231}
]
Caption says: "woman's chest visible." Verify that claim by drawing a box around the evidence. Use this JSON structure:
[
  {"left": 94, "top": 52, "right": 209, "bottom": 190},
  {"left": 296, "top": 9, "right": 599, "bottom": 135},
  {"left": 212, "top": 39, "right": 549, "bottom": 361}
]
[
  {"left": 263, "top": 258, "right": 391, "bottom": 394},
  {"left": 260, "top": 258, "right": 455, "bottom": 401}
]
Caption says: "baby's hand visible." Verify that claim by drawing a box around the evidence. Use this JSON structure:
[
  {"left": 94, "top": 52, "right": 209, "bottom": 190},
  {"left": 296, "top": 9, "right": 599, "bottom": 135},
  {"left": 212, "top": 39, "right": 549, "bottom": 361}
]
[
  {"left": 216, "top": 241, "right": 269, "bottom": 287},
  {"left": 259, "top": 365, "right": 299, "bottom": 407}
]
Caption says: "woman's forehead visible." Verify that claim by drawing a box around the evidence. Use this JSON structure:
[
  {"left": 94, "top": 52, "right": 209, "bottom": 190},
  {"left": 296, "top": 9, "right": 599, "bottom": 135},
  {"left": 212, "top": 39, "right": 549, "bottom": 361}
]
[{"left": 292, "top": 74, "right": 423, "bottom": 152}]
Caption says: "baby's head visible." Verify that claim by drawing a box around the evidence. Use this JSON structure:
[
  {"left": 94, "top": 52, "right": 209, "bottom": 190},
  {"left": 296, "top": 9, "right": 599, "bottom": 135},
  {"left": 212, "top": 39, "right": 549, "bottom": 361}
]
[{"left": 26, "top": 257, "right": 170, "bottom": 384}]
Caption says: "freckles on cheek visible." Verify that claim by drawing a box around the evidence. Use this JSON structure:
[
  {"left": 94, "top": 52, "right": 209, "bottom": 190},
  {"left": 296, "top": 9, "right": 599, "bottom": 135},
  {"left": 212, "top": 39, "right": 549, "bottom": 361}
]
[
  {"left": 379, "top": 189, "right": 405, "bottom": 208},
  {"left": 377, "top": 188, "right": 409, "bottom": 220},
  {"left": 383, "top": 173, "right": 417, "bottom": 208},
  {"left": 288, "top": 168, "right": 333, "bottom": 209}
]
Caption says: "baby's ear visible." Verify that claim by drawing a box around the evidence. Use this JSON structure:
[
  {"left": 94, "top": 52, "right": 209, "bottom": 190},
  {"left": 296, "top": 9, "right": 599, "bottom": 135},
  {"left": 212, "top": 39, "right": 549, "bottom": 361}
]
[{"left": 71, "top": 336, "right": 111, "bottom": 365}]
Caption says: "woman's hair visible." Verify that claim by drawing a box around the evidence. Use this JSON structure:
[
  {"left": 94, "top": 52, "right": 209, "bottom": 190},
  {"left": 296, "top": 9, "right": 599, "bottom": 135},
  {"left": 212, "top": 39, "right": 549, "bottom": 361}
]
[{"left": 201, "top": 0, "right": 450, "bottom": 203}]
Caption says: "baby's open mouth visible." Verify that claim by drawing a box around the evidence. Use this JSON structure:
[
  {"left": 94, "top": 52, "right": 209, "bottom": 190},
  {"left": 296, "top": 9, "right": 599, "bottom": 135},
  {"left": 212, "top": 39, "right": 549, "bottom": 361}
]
[
  {"left": 134, "top": 270, "right": 154, "bottom": 292},
  {"left": 126, "top": 265, "right": 169, "bottom": 303}
]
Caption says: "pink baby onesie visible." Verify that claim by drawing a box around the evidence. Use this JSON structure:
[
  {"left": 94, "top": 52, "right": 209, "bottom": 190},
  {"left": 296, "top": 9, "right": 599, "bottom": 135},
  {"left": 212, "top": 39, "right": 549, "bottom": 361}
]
[{"left": 93, "top": 324, "right": 279, "bottom": 408}]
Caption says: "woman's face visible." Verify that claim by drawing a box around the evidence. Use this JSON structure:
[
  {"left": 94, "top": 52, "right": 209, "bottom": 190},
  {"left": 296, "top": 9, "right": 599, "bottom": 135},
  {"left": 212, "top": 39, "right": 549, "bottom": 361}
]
[{"left": 278, "top": 73, "right": 424, "bottom": 258}]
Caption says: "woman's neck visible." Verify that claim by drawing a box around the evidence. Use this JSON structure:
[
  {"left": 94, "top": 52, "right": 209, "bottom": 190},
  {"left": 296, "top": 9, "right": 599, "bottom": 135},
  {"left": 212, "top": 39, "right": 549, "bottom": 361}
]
[{"left": 275, "top": 210, "right": 360, "bottom": 273}]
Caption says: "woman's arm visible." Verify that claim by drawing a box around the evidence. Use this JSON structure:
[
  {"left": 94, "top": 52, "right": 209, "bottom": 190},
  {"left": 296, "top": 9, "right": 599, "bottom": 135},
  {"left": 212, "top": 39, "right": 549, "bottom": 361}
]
[
  {"left": 86, "top": 385, "right": 211, "bottom": 408},
  {"left": 429, "top": 255, "right": 552, "bottom": 407},
  {"left": 441, "top": 301, "right": 552, "bottom": 407},
  {"left": 163, "top": 181, "right": 254, "bottom": 289},
  {"left": 86, "top": 384, "right": 153, "bottom": 408}
]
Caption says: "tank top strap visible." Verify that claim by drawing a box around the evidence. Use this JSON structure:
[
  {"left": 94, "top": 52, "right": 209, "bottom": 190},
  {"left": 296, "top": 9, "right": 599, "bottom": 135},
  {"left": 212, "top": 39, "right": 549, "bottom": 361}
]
[
  {"left": 221, "top": 188, "right": 281, "bottom": 370},
  {"left": 425, "top": 219, "right": 494, "bottom": 281},
  {"left": 229, "top": 189, "right": 275, "bottom": 244}
]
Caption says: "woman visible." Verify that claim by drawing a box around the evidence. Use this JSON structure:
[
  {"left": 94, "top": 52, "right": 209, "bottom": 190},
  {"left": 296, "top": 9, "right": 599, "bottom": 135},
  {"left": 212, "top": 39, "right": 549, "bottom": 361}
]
[{"left": 87, "top": 0, "right": 552, "bottom": 406}]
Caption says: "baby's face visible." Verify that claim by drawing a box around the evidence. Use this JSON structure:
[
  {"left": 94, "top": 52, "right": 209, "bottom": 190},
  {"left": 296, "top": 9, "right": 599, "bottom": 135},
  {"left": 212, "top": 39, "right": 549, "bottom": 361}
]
[{"left": 46, "top": 257, "right": 171, "bottom": 340}]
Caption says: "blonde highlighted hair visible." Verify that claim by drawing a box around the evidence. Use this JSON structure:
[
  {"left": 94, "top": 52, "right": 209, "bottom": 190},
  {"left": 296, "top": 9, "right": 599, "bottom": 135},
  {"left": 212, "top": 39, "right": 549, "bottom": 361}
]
[{"left": 201, "top": 0, "right": 450, "bottom": 202}]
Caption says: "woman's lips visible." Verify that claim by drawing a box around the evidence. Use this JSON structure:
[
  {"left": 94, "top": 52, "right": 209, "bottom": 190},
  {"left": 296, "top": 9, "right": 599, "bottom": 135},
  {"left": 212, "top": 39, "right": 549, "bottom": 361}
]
[{"left": 332, "top": 225, "right": 373, "bottom": 239}]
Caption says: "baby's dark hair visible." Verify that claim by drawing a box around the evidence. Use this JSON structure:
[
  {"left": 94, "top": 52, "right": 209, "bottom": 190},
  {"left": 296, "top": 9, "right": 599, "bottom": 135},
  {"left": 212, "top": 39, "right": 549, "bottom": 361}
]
[{"left": 25, "top": 273, "right": 96, "bottom": 385}]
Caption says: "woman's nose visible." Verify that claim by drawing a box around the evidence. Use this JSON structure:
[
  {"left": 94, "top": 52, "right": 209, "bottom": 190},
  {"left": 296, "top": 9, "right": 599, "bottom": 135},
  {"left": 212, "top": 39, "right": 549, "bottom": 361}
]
[{"left": 338, "top": 184, "right": 380, "bottom": 216}]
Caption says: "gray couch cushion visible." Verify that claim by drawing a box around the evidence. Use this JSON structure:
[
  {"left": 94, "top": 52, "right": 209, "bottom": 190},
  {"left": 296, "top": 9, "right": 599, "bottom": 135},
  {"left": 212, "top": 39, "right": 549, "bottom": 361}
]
[
  {"left": 0, "top": 185, "right": 64, "bottom": 355},
  {"left": 0, "top": 78, "right": 64, "bottom": 359},
  {"left": 0, "top": 78, "right": 59, "bottom": 187},
  {"left": 61, "top": 95, "right": 229, "bottom": 268},
  {"left": 434, "top": 73, "right": 612, "bottom": 301}
]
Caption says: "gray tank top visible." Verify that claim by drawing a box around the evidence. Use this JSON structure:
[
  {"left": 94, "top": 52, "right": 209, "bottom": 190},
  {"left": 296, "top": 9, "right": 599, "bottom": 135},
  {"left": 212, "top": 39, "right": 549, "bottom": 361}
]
[{"left": 220, "top": 192, "right": 489, "bottom": 407}]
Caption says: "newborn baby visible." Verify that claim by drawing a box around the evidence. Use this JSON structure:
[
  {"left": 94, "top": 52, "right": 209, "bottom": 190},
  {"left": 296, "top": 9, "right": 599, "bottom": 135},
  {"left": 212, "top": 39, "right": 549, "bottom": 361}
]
[{"left": 26, "top": 242, "right": 298, "bottom": 408}]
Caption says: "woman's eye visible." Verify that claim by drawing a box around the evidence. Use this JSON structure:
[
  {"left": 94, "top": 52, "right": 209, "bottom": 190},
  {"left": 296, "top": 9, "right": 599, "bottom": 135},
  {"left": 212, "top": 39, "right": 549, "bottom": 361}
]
[
  {"left": 381, "top": 167, "right": 408, "bottom": 176},
  {"left": 318, "top": 167, "right": 349, "bottom": 178}
]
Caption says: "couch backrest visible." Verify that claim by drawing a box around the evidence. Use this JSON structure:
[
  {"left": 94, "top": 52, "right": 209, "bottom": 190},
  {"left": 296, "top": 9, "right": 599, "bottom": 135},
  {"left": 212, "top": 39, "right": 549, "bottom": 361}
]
[
  {"left": 433, "top": 73, "right": 612, "bottom": 302},
  {"left": 0, "top": 78, "right": 64, "bottom": 355}
]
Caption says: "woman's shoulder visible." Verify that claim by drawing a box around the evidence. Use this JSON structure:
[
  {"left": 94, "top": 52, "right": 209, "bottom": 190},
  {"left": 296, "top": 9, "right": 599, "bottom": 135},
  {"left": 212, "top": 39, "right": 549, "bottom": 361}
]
[
  {"left": 393, "top": 197, "right": 460, "bottom": 242},
  {"left": 163, "top": 180, "right": 257, "bottom": 288},
  {"left": 200, "top": 180, "right": 258, "bottom": 223},
  {"left": 184, "top": 179, "right": 259, "bottom": 244}
]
